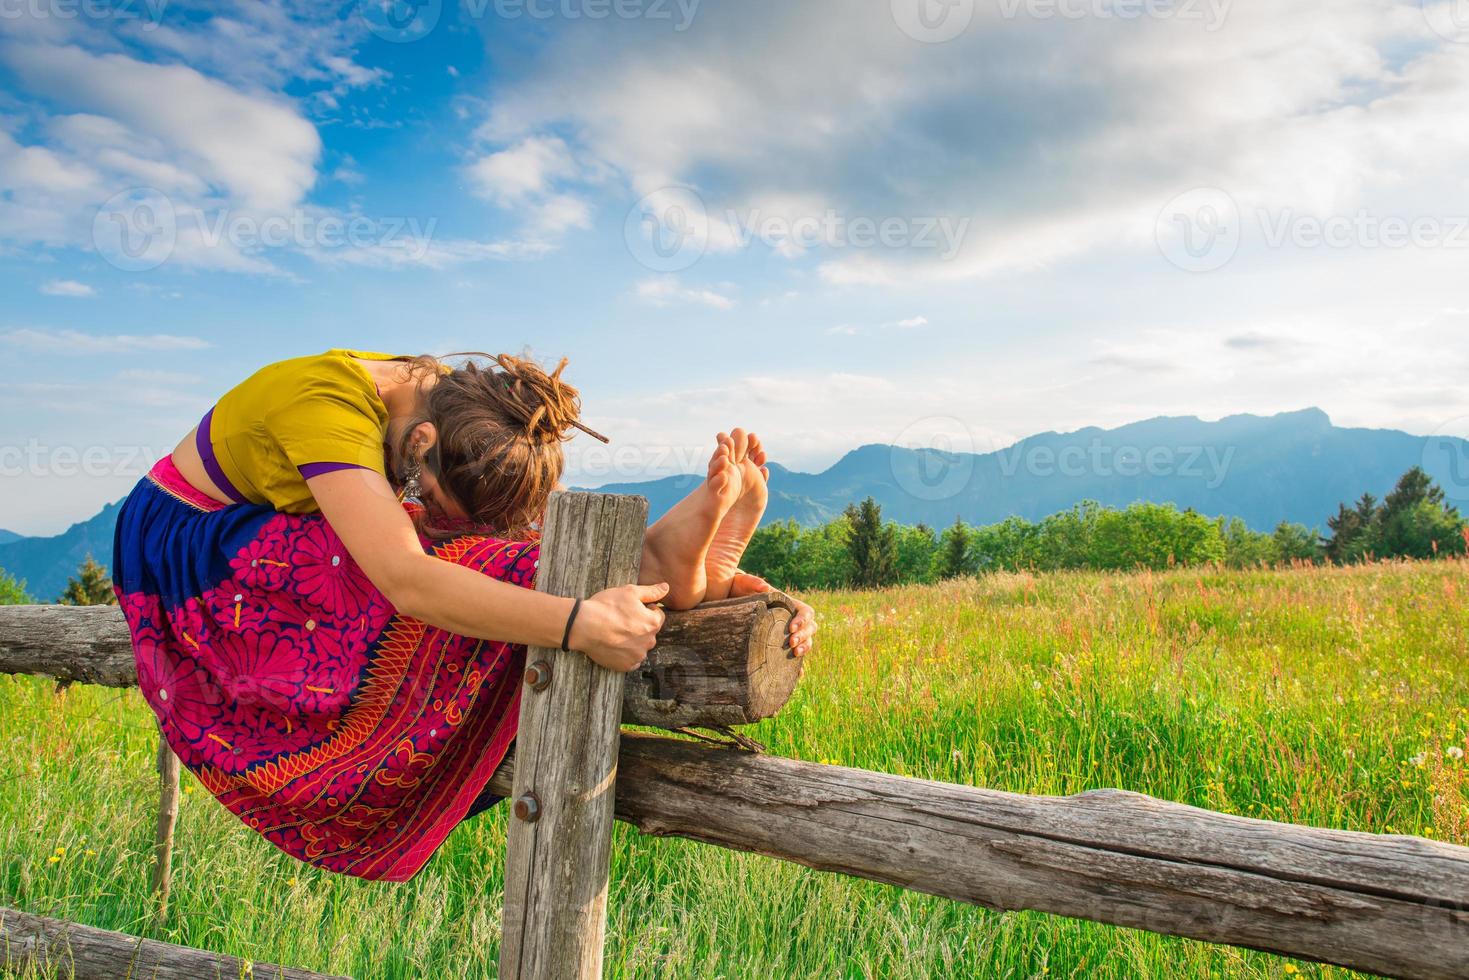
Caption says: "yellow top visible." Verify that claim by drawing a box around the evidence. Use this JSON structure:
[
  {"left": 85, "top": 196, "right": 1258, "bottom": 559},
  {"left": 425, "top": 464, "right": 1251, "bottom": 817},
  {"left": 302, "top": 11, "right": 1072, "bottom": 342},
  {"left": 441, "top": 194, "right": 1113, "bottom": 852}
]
[{"left": 202, "top": 349, "right": 411, "bottom": 514}]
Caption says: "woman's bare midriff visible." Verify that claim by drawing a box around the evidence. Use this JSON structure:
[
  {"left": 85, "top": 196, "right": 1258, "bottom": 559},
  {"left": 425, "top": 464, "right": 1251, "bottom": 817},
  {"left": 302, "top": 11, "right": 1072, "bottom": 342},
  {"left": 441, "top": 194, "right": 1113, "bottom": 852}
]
[{"left": 171, "top": 427, "right": 238, "bottom": 507}]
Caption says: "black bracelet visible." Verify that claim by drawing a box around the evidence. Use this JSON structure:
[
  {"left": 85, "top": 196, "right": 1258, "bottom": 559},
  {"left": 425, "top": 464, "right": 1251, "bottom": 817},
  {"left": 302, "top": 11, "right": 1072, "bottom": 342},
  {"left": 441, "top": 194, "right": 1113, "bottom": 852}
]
[{"left": 560, "top": 597, "right": 582, "bottom": 653}]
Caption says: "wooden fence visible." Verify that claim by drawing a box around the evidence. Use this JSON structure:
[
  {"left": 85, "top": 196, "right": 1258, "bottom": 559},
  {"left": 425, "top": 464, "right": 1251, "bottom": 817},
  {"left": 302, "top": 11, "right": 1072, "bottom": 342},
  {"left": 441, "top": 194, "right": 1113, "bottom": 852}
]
[{"left": 2, "top": 491, "right": 1467, "bottom": 979}]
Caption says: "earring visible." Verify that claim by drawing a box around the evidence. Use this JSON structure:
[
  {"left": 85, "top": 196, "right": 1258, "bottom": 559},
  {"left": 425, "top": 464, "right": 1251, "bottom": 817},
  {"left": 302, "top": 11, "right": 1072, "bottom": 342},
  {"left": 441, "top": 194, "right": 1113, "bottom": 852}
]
[{"left": 399, "top": 459, "right": 423, "bottom": 502}]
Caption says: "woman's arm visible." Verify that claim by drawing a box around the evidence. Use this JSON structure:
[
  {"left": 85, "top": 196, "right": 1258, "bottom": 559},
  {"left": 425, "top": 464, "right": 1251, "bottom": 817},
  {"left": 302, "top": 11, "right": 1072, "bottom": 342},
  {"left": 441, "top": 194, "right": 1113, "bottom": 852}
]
[{"left": 307, "top": 468, "right": 666, "bottom": 672}]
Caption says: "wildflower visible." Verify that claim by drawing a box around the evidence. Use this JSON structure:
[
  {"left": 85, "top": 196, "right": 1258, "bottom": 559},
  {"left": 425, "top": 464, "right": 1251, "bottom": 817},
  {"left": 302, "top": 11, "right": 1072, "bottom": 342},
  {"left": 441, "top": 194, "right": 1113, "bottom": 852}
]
[
  {"left": 46, "top": 855, "right": 59, "bottom": 864},
  {"left": 54, "top": 846, "right": 65, "bottom": 856},
  {"left": 1448, "top": 746, "right": 1464, "bottom": 761},
  {"left": 85, "top": 849, "right": 97, "bottom": 858},
  {"left": 1409, "top": 753, "right": 1427, "bottom": 767},
  {"left": 1284, "top": 966, "right": 1299, "bottom": 975}
]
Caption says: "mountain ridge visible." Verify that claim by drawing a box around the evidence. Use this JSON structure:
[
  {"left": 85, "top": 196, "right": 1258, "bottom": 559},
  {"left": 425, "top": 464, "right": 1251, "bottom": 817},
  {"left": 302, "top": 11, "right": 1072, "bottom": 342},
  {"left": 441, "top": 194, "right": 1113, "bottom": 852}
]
[{"left": 2, "top": 409, "right": 1465, "bottom": 601}]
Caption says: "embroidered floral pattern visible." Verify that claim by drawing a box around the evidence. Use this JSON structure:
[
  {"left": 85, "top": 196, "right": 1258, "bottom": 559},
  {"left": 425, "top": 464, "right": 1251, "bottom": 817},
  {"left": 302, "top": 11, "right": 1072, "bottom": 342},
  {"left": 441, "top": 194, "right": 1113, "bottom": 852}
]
[{"left": 115, "top": 458, "right": 538, "bottom": 882}]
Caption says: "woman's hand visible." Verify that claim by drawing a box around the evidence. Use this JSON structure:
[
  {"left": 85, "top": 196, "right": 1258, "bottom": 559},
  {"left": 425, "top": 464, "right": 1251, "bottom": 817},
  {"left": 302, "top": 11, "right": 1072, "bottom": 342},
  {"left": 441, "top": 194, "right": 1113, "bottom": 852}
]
[
  {"left": 729, "top": 572, "right": 817, "bottom": 657},
  {"left": 569, "top": 582, "right": 669, "bottom": 672}
]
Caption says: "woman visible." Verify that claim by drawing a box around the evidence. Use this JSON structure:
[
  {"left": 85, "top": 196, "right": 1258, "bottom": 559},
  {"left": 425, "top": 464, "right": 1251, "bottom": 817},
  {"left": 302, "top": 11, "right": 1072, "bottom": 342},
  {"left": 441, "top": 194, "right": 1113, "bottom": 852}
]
[{"left": 112, "top": 349, "right": 816, "bottom": 882}]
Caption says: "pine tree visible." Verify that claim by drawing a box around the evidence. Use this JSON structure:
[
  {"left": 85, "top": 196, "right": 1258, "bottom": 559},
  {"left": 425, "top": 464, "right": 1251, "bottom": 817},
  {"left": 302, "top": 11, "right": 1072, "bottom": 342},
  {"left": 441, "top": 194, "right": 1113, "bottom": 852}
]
[
  {"left": 58, "top": 554, "right": 117, "bottom": 606},
  {"left": 843, "top": 497, "right": 898, "bottom": 589},
  {"left": 1324, "top": 501, "right": 1369, "bottom": 564},
  {"left": 938, "top": 516, "right": 973, "bottom": 579},
  {"left": 1373, "top": 467, "right": 1465, "bottom": 559},
  {"left": 0, "top": 565, "right": 30, "bottom": 605}
]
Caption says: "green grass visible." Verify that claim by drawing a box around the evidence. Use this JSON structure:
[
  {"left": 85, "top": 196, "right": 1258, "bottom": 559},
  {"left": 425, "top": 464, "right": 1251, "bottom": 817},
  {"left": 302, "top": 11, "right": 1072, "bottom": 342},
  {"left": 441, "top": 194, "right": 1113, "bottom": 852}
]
[{"left": 4, "top": 560, "right": 1467, "bottom": 978}]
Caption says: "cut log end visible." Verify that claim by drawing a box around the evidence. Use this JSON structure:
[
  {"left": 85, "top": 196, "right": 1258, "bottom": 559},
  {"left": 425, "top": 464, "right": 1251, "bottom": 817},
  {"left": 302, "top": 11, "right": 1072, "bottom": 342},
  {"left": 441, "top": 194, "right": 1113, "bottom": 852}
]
[{"left": 623, "top": 591, "right": 803, "bottom": 729}]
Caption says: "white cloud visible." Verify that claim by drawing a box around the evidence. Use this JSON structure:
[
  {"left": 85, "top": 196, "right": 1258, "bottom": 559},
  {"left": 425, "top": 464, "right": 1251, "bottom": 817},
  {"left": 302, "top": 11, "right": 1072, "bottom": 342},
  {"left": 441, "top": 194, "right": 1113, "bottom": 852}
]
[
  {"left": 635, "top": 278, "right": 735, "bottom": 310},
  {"left": 39, "top": 279, "right": 94, "bottom": 297},
  {"left": 466, "top": 136, "right": 577, "bottom": 204},
  {"left": 464, "top": 136, "right": 593, "bottom": 238},
  {"left": 472, "top": 0, "right": 1469, "bottom": 285},
  {"left": 0, "top": 328, "right": 210, "bottom": 354},
  {"left": 893, "top": 316, "right": 927, "bottom": 329},
  {"left": 2, "top": 42, "right": 320, "bottom": 212}
]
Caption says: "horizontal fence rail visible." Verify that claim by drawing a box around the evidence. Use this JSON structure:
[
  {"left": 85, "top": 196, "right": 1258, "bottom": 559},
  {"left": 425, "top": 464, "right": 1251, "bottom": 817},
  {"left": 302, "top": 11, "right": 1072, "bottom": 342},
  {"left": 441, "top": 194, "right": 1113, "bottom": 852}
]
[
  {"left": 3, "top": 606, "right": 1467, "bottom": 979},
  {"left": 0, "top": 907, "right": 348, "bottom": 980}
]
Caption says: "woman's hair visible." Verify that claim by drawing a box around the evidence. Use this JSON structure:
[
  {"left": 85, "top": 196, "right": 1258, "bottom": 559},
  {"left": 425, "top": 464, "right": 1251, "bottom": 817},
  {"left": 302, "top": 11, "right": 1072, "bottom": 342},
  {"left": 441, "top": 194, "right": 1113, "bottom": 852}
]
[{"left": 390, "top": 352, "right": 601, "bottom": 539}]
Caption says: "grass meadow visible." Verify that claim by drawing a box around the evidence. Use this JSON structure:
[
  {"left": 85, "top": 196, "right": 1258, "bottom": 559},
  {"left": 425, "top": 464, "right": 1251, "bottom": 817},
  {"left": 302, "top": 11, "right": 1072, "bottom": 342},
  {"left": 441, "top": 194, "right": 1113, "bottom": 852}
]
[{"left": 3, "top": 559, "right": 1467, "bottom": 978}]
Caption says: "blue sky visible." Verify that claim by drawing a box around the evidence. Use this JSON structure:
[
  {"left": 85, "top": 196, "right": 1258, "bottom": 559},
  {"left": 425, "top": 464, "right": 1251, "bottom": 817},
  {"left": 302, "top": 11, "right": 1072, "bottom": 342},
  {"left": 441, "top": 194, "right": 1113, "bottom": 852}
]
[{"left": 3, "top": 0, "right": 1469, "bottom": 535}]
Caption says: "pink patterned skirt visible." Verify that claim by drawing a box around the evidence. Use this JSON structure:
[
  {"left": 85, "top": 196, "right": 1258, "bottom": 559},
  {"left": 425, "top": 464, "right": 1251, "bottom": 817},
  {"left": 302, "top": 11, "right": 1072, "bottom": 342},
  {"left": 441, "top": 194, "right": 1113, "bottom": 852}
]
[{"left": 112, "top": 455, "right": 536, "bottom": 881}]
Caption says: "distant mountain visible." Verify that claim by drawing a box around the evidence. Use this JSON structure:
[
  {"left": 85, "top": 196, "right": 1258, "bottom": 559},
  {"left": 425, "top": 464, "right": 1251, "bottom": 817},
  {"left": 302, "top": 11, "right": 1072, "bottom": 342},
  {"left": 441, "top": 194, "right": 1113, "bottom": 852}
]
[
  {"left": 591, "top": 409, "right": 1469, "bottom": 531},
  {"left": 0, "top": 530, "right": 23, "bottom": 545},
  {"left": 0, "top": 501, "right": 122, "bottom": 602},
  {"left": 2, "top": 409, "right": 1464, "bottom": 601}
]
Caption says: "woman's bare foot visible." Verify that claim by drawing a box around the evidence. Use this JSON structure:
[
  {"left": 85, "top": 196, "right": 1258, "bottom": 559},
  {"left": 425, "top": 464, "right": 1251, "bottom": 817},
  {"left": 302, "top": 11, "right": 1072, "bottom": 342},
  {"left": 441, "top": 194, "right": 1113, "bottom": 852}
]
[
  {"left": 639, "top": 441, "right": 742, "bottom": 610},
  {"left": 729, "top": 572, "right": 818, "bottom": 658},
  {"left": 704, "top": 429, "right": 770, "bottom": 601}
]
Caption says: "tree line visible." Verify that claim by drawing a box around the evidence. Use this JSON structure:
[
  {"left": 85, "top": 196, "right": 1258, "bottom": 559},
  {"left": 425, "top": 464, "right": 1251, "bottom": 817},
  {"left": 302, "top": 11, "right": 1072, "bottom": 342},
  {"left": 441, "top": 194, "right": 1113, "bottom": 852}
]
[
  {"left": 0, "top": 466, "right": 1463, "bottom": 603},
  {"left": 0, "top": 554, "right": 115, "bottom": 607},
  {"left": 742, "top": 467, "right": 1467, "bottom": 591}
]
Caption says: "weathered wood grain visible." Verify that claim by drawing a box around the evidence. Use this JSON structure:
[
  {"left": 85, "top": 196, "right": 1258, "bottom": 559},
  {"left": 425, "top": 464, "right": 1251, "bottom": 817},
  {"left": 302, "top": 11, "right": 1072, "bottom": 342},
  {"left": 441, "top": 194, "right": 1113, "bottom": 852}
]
[
  {"left": 0, "top": 594, "right": 803, "bottom": 730},
  {"left": 150, "top": 732, "right": 181, "bottom": 918},
  {"left": 0, "top": 907, "right": 348, "bottom": 980},
  {"left": 482, "top": 734, "right": 1469, "bottom": 980},
  {"left": 624, "top": 590, "right": 801, "bottom": 728},
  {"left": 499, "top": 491, "right": 649, "bottom": 980}
]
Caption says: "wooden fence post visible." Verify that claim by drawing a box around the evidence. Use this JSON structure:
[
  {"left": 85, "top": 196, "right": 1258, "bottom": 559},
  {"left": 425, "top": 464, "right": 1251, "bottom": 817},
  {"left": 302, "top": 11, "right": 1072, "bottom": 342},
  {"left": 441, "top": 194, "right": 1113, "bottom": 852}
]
[
  {"left": 150, "top": 731, "right": 180, "bottom": 920},
  {"left": 499, "top": 491, "right": 649, "bottom": 979}
]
